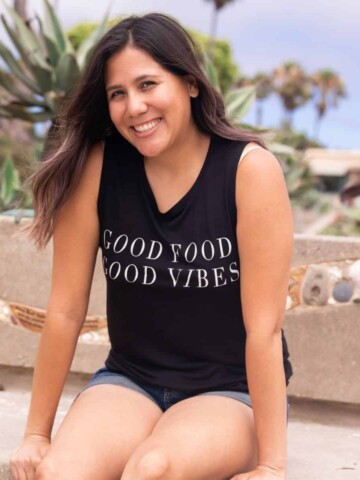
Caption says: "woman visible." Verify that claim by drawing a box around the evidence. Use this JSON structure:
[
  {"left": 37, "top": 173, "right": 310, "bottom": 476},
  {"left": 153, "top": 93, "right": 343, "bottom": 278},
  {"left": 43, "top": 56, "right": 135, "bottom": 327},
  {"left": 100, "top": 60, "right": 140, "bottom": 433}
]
[{"left": 11, "top": 13, "right": 294, "bottom": 480}]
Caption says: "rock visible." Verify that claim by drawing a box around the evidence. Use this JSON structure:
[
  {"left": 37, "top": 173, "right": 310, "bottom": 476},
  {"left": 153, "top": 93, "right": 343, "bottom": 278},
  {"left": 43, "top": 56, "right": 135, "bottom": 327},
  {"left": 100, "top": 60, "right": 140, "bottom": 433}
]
[
  {"left": 285, "top": 295, "right": 292, "bottom": 310},
  {"left": 328, "top": 266, "right": 342, "bottom": 280},
  {"left": 301, "top": 266, "right": 330, "bottom": 306},
  {"left": 344, "top": 259, "right": 360, "bottom": 289},
  {"left": 333, "top": 281, "right": 354, "bottom": 303}
]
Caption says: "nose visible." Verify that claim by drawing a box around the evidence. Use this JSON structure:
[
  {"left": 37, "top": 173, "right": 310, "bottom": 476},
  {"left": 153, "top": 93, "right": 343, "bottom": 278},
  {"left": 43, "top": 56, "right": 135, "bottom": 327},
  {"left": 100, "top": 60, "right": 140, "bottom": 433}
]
[{"left": 126, "top": 91, "right": 148, "bottom": 118}]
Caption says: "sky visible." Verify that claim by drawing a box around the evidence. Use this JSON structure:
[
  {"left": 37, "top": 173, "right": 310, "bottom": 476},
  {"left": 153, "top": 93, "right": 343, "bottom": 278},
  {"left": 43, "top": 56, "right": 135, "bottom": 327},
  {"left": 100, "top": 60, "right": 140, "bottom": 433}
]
[{"left": 0, "top": 0, "right": 359, "bottom": 150}]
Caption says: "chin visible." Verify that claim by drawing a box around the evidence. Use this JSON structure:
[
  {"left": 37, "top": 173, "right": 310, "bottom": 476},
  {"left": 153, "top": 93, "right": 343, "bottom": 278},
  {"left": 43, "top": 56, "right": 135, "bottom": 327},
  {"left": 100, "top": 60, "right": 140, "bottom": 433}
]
[{"left": 133, "top": 139, "right": 169, "bottom": 158}]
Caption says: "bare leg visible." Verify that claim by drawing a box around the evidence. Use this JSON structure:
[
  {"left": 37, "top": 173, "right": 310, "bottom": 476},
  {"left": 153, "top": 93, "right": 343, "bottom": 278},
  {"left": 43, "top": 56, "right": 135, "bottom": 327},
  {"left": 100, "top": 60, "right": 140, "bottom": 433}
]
[
  {"left": 121, "top": 394, "right": 257, "bottom": 480},
  {"left": 35, "top": 384, "right": 163, "bottom": 480}
]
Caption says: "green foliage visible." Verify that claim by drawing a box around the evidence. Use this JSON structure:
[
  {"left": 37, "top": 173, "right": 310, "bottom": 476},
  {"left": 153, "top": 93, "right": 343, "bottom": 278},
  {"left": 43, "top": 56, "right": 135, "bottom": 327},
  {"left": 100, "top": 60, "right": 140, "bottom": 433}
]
[
  {"left": 274, "top": 122, "right": 324, "bottom": 150},
  {"left": 282, "top": 154, "right": 316, "bottom": 203},
  {"left": 270, "top": 144, "right": 330, "bottom": 211},
  {"left": 190, "top": 29, "right": 238, "bottom": 93},
  {"left": 224, "top": 86, "right": 256, "bottom": 124},
  {"left": 320, "top": 206, "right": 360, "bottom": 237},
  {"left": 0, "top": 154, "right": 32, "bottom": 210},
  {"left": 0, "top": 156, "right": 20, "bottom": 207},
  {"left": 202, "top": 55, "right": 256, "bottom": 127},
  {"left": 0, "top": 0, "right": 109, "bottom": 123},
  {"left": 67, "top": 17, "right": 122, "bottom": 51},
  {"left": 67, "top": 21, "right": 99, "bottom": 50},
  {"left": 0, "top": 130, "right": 42, "bottom": 210}
]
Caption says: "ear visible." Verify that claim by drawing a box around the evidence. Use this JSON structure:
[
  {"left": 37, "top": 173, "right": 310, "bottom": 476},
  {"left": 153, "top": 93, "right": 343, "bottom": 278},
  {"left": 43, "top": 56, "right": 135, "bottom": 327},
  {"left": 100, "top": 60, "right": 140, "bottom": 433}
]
[{"left": 185, "top": 75, "right": 199, "bottom": 98}]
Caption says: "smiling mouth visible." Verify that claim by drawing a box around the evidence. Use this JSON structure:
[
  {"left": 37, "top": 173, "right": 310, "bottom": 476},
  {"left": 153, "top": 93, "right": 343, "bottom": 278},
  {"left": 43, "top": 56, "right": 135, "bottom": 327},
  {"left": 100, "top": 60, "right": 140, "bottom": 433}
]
[{"left": 131, "top": 118, "right": 162, "bottom": 133}]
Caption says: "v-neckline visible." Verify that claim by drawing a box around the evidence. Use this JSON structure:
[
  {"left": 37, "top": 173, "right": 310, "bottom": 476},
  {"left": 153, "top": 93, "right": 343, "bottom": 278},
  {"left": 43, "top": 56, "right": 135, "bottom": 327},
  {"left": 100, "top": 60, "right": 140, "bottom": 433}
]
[{"left": 140, "top": 135, "right": 214, "bottom": 220}]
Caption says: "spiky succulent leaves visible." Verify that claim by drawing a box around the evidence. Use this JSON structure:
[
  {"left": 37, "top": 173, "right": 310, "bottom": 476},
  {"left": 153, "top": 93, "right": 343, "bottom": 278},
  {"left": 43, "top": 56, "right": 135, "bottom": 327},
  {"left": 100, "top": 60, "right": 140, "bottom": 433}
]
[
  {"left": 76, "top": 10, "right": 110, "bottom": 69},
  {"left": 225, "top": 85, "right": 256, "bottom": 125},
  {"left": 0, "top": 156, "right": 21, "bottom": 206}
]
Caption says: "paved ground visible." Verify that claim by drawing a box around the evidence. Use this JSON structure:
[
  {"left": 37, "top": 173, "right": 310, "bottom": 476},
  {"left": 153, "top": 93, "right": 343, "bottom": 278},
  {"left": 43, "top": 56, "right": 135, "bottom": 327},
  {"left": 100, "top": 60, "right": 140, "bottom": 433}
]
[{"left": 0, "top": 366, "right": 359, "bottom": 480}]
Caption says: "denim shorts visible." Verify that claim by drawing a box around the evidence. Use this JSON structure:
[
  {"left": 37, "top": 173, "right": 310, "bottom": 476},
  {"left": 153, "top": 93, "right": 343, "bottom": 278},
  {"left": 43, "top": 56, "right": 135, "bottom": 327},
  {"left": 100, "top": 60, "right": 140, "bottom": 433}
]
[{"left": 73, "top": 366, "right": 290, "bottom": 423}]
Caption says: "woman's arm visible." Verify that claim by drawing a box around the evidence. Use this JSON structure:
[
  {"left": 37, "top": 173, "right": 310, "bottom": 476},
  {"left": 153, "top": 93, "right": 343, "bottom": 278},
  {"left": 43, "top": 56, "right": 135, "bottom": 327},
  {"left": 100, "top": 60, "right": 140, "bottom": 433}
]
[
  {"left": 235, "top": 146, "right": 294, "bottom": 474},
  {"left": 23, "top": 142, "right": 104, "bottom": 439}
]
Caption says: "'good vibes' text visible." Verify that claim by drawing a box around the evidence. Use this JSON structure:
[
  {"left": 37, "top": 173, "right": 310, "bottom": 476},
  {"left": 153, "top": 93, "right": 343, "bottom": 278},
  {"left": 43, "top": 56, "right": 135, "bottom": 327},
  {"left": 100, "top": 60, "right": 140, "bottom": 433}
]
[{"left": 102, "top": 230, "right": 239, "bottom": 288}]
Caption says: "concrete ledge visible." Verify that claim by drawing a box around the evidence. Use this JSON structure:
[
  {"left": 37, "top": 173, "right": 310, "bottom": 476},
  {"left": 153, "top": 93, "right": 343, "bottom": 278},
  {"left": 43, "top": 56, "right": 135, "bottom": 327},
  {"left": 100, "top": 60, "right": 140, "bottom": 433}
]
[
  {"left": 292, "top": 232, "right": 360, "bottom": 265},
  {"left": 0, "top": 322, "right": 108, "bottom": 374},
  {"left": 0, "top": 215, "right": 105, "bottom": 313},
  {"left": 284, "top": 303, "right": 360, "bottom": 404}
]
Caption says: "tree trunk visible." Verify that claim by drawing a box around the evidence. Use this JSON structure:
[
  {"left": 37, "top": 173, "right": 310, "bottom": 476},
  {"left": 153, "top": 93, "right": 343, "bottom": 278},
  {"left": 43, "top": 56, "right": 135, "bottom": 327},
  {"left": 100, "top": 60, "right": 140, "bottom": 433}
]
[
  {"left": 207, "top": 5, "right": 218, "bottom": 59},
  {"left": 313, "top": 115, "right": 321, "bottom": 140},
  {"left": 256, "top": 102, "right": 263, "bottom": 127}
]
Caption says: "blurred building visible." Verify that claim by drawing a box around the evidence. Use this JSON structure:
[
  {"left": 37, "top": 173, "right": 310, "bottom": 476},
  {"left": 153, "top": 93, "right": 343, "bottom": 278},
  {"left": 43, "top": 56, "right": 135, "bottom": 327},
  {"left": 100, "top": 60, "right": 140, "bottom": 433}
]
[{"left": 303, "top": 148, "right": 360, "bottom": 194}]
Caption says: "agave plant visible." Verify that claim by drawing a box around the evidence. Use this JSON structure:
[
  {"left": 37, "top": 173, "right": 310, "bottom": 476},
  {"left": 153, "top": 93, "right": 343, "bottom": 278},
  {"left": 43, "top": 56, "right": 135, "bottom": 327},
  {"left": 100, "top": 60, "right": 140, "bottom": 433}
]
[
  {"left": 0, "top": 154, "right": 32, "bottom": 210},
  {"left": 203, "top": 54, "right": 256, "bottom": 127},
  {"left": 0, "top": 0, "right": 109, "bottom": 123}
]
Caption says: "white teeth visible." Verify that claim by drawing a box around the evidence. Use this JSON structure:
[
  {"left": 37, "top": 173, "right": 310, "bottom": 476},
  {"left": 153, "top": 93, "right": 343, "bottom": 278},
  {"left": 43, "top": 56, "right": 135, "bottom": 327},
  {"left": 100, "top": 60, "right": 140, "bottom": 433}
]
[{"left": 133, "top": 118, "right": 161, "bottom": 133}]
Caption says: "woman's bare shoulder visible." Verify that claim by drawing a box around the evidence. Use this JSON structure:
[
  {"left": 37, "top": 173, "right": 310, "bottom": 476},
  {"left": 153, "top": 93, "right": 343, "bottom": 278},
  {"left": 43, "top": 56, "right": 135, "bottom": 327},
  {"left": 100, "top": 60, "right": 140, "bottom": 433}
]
[{"left": 234, "top": 146, "right": 293, "bottom": 335}]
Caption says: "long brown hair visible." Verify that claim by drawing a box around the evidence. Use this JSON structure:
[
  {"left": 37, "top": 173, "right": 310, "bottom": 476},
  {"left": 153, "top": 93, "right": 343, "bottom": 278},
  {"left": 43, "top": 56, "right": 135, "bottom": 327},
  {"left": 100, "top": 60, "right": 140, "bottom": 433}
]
[{"left": 20, "top": 12, "right": 268, "bottom": 249}]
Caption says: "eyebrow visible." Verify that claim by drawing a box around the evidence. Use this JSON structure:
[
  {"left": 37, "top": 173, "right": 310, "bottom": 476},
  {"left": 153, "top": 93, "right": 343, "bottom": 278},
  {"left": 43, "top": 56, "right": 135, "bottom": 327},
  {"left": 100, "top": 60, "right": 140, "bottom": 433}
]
[{"left": 105, "top": 74, "right": 160, "bottom": 93}]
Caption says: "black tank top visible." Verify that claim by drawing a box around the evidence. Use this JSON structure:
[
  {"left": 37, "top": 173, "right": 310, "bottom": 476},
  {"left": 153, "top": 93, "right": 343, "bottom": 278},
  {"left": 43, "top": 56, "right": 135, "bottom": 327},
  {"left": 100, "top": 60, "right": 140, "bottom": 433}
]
[{"left": 98, "top": 131, "right": 293, "bottom": 394}]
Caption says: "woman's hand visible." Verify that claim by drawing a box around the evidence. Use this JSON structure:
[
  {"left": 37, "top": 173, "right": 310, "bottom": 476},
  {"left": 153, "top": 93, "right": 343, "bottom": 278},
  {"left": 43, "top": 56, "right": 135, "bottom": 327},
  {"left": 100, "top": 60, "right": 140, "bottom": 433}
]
[
  {"left": 230, "top": 464, "right": 287, "bottom": 479},
  {"left": 10, "top": 433, "right": 50, "bottom": 480}
]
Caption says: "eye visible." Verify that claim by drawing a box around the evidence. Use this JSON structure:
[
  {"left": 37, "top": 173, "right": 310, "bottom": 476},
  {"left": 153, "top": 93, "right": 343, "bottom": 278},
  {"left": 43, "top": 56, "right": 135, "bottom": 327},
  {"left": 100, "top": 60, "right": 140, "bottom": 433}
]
[
  {"left": 109, "top": 89, "right": 124, "bottom": 100},
  {"left": 140, "top": 80, "right": 156, "bottom": 90}
]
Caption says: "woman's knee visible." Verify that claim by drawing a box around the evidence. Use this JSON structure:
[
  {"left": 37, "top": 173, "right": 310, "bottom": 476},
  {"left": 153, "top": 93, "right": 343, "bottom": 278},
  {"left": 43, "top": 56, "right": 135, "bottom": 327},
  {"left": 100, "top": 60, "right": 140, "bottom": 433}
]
[
  {"left": 35, "top": 456, "right": 59, "bottom": 480},
  {"left": 35, "top": 452, "right": 92, "bottom": 480},
  {"left": 34, "top": 385, "right": 165, "bottom": 480},
  {"left": 122, "top": 447, "right": 172, "bottom": 480}
]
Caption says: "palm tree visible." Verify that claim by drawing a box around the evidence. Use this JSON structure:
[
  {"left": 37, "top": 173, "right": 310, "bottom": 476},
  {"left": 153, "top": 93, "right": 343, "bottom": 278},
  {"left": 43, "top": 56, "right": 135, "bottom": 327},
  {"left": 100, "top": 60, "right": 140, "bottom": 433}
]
[
  {"left": 310, "top": 69, "right": 347, "bottom": 139},
  {"left": 205, "top": 0, "right": 239, "bottom": 57},
  {"left": 272, "top": 61, "right": 312, "bottom": 129}
]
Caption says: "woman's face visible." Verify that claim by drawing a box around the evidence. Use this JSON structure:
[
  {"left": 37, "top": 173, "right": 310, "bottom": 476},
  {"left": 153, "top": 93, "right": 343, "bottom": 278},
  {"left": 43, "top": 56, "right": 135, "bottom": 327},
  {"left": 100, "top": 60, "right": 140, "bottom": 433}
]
[{"left": 105, "top": 46, "right": 199, "bottom": 158}]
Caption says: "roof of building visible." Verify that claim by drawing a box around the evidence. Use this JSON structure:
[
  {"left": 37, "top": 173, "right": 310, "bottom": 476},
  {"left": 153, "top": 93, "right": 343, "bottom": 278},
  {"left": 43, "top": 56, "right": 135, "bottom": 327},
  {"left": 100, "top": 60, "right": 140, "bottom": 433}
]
[{"left": 303, "top": 148, "right": 360, "bottom": 176}]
